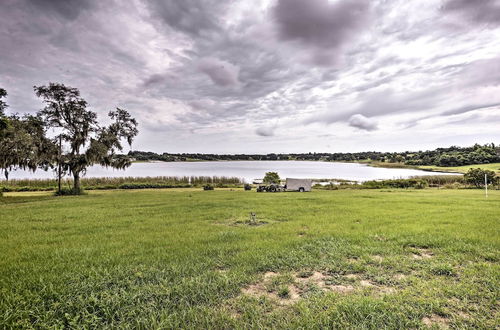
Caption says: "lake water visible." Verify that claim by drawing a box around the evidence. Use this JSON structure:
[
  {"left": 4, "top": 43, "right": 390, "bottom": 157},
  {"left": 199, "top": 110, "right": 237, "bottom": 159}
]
[{"left": 7, "top": 161, "right": 459, "bottom": 183}]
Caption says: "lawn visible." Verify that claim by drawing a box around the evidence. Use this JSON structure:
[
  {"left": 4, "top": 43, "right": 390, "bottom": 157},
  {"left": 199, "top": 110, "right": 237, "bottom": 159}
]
[
  {"left": 418, "top": 163, "right": 500, "bottom": 175},
  {"left": 1, "top": 189, "right": 499, "bottom": 328}
]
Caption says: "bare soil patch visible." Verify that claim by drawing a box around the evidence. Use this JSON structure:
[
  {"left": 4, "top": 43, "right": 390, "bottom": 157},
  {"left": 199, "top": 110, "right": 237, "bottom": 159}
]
[
  {"left": 422, "top": 314, "right": 450, "bottom": 328},
  {"left": 240, "top": 270, "right": 397, "bottom": 305},
  {"left": 412, "top": 248, "right": 434, "bottom": 260}
]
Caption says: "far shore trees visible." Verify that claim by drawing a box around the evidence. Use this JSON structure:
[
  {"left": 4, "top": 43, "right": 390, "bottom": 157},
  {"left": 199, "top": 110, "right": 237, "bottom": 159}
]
[{"left": 34, "top": 83, "right": 138, "bottom": 193}]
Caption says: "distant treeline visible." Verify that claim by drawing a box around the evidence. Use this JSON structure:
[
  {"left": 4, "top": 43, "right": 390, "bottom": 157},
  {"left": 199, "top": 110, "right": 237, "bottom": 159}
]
[{"left": 129, "top": 143, "right": 500, "bottom": 167}]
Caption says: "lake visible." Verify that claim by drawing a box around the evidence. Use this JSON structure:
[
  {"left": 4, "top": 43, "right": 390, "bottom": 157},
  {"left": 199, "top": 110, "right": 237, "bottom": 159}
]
[{"left": 7, "top": 161, "right": 459, "bottom": 183}]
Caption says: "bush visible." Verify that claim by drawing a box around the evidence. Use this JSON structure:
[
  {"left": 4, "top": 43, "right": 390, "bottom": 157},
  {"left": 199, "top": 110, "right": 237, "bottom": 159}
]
[
  {"left": 54, "top": 188, "right": 85, "bottom": 196},
  {"left": 244, "top": 184, "right": 252, "bottom": 191},
  {"left": 263, "top": 172, "right": 280, "bottom": 184},
  {"left": 443, "top": 182, "right": 463, "bottom": 189},
  {"left": 464, "top": 168, "right": 497, "bottom": 188},
  {"left": 203, "top": 184, "right": 214, "bottom": 191}
]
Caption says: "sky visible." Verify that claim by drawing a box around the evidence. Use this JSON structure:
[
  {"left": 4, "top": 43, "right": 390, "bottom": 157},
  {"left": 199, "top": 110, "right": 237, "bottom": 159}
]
[{"left": 1, "top": 0, "right": 499, "bottom": 154}]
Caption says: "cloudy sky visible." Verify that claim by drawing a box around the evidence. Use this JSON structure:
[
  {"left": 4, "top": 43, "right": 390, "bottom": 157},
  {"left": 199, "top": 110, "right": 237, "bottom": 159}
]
[{"left": 1, "top": 0, "right": 499, "bottom": 153}]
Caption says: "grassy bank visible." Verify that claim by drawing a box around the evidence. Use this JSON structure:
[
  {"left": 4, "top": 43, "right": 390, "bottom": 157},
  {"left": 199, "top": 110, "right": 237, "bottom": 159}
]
[
  {"left": 362, "top": 160, "right": 500, "bottom": 175},
  {"left": 418, "top": 163, "right": 500, "bottom": 175},
  {"left": 1, "top": 189, "right": 498, "bottom": 328}
]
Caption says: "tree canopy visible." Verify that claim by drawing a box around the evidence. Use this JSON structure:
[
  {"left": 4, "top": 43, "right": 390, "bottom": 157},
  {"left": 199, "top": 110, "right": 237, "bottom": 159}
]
[
  {"left": 0, "top": 89, "right": 55, "bottom": 180},
  {"left": 34, "top": 83, "right": 138, "bottom": 193},
  {"left": 263, "top": 172, "right": 280, "bottom": 184},
  {"left": 464, "top": 168, "right": 498, "bottom": 187},
  {"left": 0, "top": 88, "right": 8, "bottom": 131}
]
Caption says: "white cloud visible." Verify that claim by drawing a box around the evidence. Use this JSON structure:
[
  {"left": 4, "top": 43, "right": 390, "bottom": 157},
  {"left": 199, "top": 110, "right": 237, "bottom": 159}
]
[{"left": 348, "top": 114, "right": 378, "bottom": 131}]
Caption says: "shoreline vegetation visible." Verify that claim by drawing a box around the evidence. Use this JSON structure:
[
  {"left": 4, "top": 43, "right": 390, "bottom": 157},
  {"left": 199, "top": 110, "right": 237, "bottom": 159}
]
[{"left": 1, "top": 174, "right": 497, "bottom": 193}]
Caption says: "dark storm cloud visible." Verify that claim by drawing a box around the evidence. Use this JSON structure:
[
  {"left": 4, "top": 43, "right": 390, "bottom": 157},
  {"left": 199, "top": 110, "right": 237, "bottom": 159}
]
[
  {"left": 145, "top": 0, "right": 225, "bottom": 36},
  {"left": 442, "top": 0, "right": 500, "bottom": 25},
  {"left": 274, "top": 0, "right": 370, "bottom": 48},
  {"left": 197, "top": 57, "right": 240, "bottom": 87},
  {"left": 273, "top": 0, "right": 371, "bottom": 65},
  {"left": 26, "top": 0, "right": 94, "bottom": 20},
  {"left": 1, "top": 0, "right": 499, "bottom": 152}
]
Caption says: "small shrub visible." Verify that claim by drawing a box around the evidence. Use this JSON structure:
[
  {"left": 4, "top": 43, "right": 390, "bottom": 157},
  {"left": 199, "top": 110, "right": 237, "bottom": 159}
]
[
  {"left": 443, "top": 182, "right": 463, "bottom": 189},
  {"left": 277, "top": 286, "right": 290, "bottom": 298},
  {"left": 54, "top": 188, "right": 85, "bottom": 196},
  {"left": 203, "top": 184, "right": 214, "bottom": 191},
  {"left": 430, "top": 264, "right": 455, "bottom": 276}
]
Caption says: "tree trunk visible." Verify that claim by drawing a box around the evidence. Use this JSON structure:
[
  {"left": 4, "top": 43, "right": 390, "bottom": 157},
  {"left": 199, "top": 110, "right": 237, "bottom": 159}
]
[
  {"left": 73, "top": 172, "right": 81, "bottom": 192},
  {"left": 58, "top": 135, "right": 62, "bottom": 194},
  {"left": 4, "top": 170, "right": 8, "bottom": 181}
]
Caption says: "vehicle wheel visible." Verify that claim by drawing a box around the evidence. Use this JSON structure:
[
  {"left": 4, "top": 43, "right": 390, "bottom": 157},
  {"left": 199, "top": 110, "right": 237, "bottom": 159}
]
[
  {"left": 298, "top": 187, "right": 305, "bottom": 192},
  {"left": 270, "top": 186, "right": 276, "bottom": 192}
]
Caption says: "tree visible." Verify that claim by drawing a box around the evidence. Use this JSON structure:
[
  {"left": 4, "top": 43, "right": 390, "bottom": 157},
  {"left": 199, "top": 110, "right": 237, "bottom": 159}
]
[
  {"left": 34, "top": 83, "right": 138, "bottom": 193},
  {"left": 0, "top": 115, "right": 55, "bottom": 181},
  {"left": 263, "top": 171, "right": 280, "bottom": 184},
  {"left": 0, "top": 88, "right": 8, "bottom": 131},
  {"left": 0, "top": 89, "right": 55, "bottom": 180},
  {"left": 464, "top": 168, "right": 497, "bottom": 188}
]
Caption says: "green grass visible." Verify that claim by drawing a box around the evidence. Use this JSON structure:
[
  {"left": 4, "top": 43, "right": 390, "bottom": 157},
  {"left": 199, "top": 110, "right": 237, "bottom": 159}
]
[
  {"left": 360, "top": 160, "right": 500, "bottom": 175},
  {"left": 419, "top": 163, "right": 500, "bottom": 175},
  {"left": 1, "top": 189, "right": 499, "bottom": 328}
]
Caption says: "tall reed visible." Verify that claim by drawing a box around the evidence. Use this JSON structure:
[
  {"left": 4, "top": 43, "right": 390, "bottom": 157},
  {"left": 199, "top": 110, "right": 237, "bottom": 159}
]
[{"left": 0, "top": 176, "right": 244, "bottom": 191}]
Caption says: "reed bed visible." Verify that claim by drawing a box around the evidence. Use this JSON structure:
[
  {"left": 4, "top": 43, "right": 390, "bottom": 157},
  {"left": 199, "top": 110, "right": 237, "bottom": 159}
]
[
  {"left": 0, "top": 176, "right": 244, "bottom": 192},
  {"left": 410, "top": 175, "right": 464, "bottom": 186}
]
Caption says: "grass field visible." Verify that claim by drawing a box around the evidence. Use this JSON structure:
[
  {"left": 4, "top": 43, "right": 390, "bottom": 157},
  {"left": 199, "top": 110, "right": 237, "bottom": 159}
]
[
  {"left": 1, "top": 189, "right": 499, "bottom": 328},
  {"left": 418, "top": 163, "right": 500, "bottom": 175},
  {"left": 362, "top": 160, "right": 500, "bottom": 175}
]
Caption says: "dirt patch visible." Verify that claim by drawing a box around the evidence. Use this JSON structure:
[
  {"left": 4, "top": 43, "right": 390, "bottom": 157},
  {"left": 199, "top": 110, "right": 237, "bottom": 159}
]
[
  {"left": 358, "top": 279, "right": 395, "bottom": 295},
  {"left": 394, "top": 273, "right": 407, "bottom": 280},
  {"left": 241, "top": 272, "right": 302, "bottom": 305},
  {"left": 233, "top": 219, "right": 268, "bottom": 226},
  {"left": 371, "top": 255, "right": 384, "bottom": 262},
  {"left": 240, "top": 270, "right": 397, "bottom": 305},
  {"left": 422, "top": 314, "right": 450, "bottom": 328},
  {"left": 412, "top": 248, "right": 434, "bottom": 260},
  {"left": 360, "top": 280, "right": 375, "bottom": 287},
  {"left": 377, "top": 286, "right": 397, "bottom": 295},
  {"left": 330, "top": 284, "right": 355, "bottom": 293}
]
